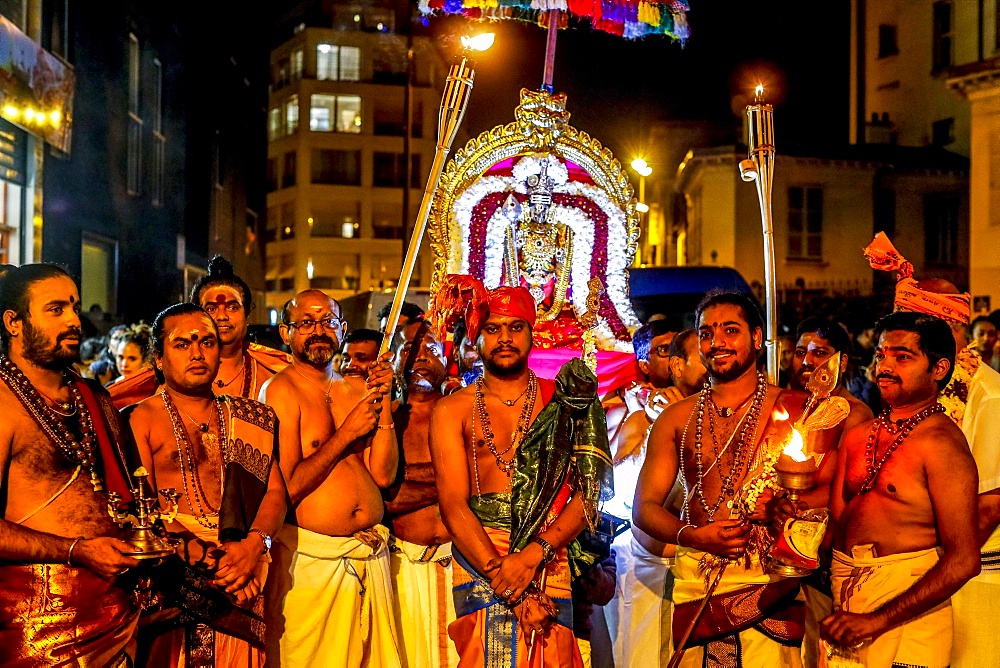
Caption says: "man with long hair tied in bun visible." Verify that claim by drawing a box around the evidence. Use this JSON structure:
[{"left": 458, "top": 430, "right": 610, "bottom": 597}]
[
  {"left": 108, "top": 255, "right": 292, "bottom": 409},
  {"left": 0, "top": 263, "right": 143, "bottom": 665}
]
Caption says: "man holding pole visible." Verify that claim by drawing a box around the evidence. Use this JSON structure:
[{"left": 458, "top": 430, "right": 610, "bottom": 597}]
[
  {"left": 634, "top": 290, "right": 808, "bottom": 667},
  {"left": 429, "top": 278, "right": 613, "bottom": 667}
]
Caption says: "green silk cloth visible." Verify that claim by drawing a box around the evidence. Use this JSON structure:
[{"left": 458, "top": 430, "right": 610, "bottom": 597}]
[{"left": 508, "top": 358, "right": 614, "bottom": 554}]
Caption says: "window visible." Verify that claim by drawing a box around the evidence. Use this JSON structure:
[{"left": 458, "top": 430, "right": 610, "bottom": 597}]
[
  {"left": 374, "top": 100, "right": 405, "bottom": 136},
  {"left": 787, "top": 186, "right": 823, "bottom": 260},
  {"left": 127, "top": 34, "right": 142, "bottom": 196},
  {"left": 42, "top": 0, "right": 70, "bottom": 60},
  {"left": 410, "top": 154, "right": 422, "bottom": 188},
  {"left": 924, "top": 193, "right": 959, "bottom": 265},
  {"left": 285, "top": 96, "right": 299, "bottom": 135},
  {"left": 281, "top": 202, "right": 296, "bottom": 240},
  {"left": 273, "top": 57, "right": 290, "bottom": 90},
  {"left": 268, "top": 107, "right": 281, "bottom": 141},
  {"left": 373, "top": 152, "right": 406, "bottom": 187},
  {"left": 316, "top": 44, "right": 361, "bottom": 82},
  {"left": 372, "top": 205, "right": 403, "bottom": 239},
  {"left": 81, "top": 234, "right": 118, "bottom": 314},
  {"left": 283, "top": 151, "right": 296, "bottom": 188},
  {"left": 933, "top": 1, "right": 953, "bottom": 71},
  {"left": 310, "top": 94, "right": 361, "bottom": 133},
  {"left": 932, "top": 118, "right": 954, "bottom": 146},
  {"left": 878, "top": 24, "right": 898, "bottom": 58},
  {"left": 310, "top": 202, "right": 360, "bottom": 238},
  {"left": 312, "top": 149, "right": 361, "bottom": 185},
  {"left": 151, "top": 58, "right": 165, "bottom": 206},
  {"left": 266, "top": 158, "right": 278, "bottom": 192},
  {"left": 291, "top": 49, "right": 303, "bottom": 82}
]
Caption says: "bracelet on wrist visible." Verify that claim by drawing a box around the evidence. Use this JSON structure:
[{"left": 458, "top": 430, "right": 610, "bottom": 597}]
[
  {"left": 675, "top": 524, "right": 695, "bottom": 546},
  {"left": 377, "top": 423, "right": 395, "bottom": 430},
  {"left": 66, "top": 536, "right": 85, "bottom": 566}
]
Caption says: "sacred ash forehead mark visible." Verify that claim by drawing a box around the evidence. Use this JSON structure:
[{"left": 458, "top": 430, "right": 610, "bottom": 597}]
[{"left": 202, "top": 285, "right": 243, "bottom": 305}]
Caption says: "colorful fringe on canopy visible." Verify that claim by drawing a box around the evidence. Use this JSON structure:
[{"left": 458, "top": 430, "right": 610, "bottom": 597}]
[{"left": 417, "top": 0, "right": 690, "bottom": 41}]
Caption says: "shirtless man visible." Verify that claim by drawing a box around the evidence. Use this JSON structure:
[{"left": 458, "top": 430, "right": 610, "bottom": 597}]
[
  {"left": 109, "top": 255, "right": 291, "bottom": 408},
  {"left": 260, "top": 289, "right": 400, "bottom": 667},
  {"left": 0, "top": 263, "right": 141, "bottom": 664},
  {"left": 127, "top": 302, "right": 287, "bottom": 666},
  {"left": 784, "top": 315, "right": 874, "bottom": 667},
  {"left": 821, "top": 311, "right": 980, "bottom": 666},
  {"left": 604, "top": 326, "right": 706, "bottom": 668},
  {"left": 384, "top": 329, "right": 458, "bottom": 668},
  {"left": 634, "top": 290, "right": 808, "bottom": 666},
  {"left": 430, "top": 284, "right": 613, "bottom": 667}
]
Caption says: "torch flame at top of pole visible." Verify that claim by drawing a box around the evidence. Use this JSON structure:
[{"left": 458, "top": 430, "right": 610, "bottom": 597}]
[
  {"left": 772, "top": 408, "right": 808, "bottom": 462},
  {"left": 754, "top": 84, "right": 765, "bottom": 103},
  {"left": 461, "top": 33, "right": 496, "bottom": 52}
]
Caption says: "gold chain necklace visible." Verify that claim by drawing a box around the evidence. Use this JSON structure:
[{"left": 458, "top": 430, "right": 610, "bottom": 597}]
[
  {"left": 292, "top": 364, "right": 334, "bottom": 404},
  {"left": 0, "top": 356, "right": 103, "bottom": 492},
  {"left": 472, "top": 371, "right": 537, "bottom": 498},
  {"left": 160, "top": 389, "right": 227, "bottom": 528}
]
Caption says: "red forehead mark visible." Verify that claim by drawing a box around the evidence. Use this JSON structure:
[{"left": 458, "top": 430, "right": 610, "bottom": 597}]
[
  {"left": 213, "top": 294, "right": 230, "bottom": 305},
  {"left": 191, "top": 331, "right": 200, "bottom": 341}
]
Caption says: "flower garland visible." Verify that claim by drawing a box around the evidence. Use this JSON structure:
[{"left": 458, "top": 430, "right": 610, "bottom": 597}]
[
  {"left": 939, "top": 345, "right": 981, "bottom": 427},
  {"left": 447, "top": 154, "right": 639, "bottom": 351}
]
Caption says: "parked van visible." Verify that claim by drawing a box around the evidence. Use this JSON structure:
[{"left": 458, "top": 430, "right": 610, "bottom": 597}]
[{"left": 626, "top": 266, "right": 756, "bottom": 328}]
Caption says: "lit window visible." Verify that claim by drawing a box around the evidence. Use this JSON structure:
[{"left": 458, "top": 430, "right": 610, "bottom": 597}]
[
  {"left": 310, "top": 94, "right": 361, "bottom": 134},
  {"left": 285, "top": 95, "right": 299, "bottom": 135},
  {"left": 316, "top": 43, "right": 360, "bottom": 82},
  {"left": 342, "top": 222, "right": 355, "bottom": 238}
]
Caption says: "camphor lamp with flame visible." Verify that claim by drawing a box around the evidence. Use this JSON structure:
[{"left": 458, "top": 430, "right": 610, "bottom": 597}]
[
  {"left": 107, "top": 466, "right": 180, "bottom": 560},
  {"left": 773, "top": 411, "right": 817, "bottom": 505}
]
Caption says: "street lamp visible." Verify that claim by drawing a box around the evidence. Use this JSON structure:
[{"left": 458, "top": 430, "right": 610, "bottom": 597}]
[
  {"left": 631, "top": 157, "right": 652, "bottom": 213},
  {"left": 631, "top": 158, "right": 653, "bottom": 264}
]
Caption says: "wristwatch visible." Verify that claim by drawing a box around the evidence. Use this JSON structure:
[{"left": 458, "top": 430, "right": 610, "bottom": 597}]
[
  {"left": 531, "top": 536, "right": 556, "bottom": 565},
  {"left": 248, "top": 528, "right": 272, "bottom": 554}
]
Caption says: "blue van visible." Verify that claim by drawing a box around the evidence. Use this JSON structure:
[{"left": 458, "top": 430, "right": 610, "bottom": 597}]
[{"left": 626, "top": 266, "right": 756, "bottom": 328}]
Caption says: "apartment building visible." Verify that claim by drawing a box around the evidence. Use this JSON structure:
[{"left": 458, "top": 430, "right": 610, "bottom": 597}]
[{"left": 263, "top": 4, "right": 447, "bottom": 318}]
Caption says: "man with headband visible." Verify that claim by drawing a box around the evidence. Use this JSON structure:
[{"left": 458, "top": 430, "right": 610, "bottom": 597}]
[
  {"left": 429, "top": 275, "right": 613, "bottom": 667},
  {"left": 864, "top": 232, "right": 1000, "bottom": 666},
  {"left": 109, "top": 255, "right": 292, "bottom": 408}
]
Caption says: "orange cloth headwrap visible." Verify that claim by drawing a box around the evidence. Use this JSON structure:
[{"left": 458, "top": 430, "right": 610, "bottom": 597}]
[
  {"left": 427, "top": 276, "right": 537, "bottom": 343},
  {"left": 864, "top": 232, "right": 971, "bottom": 325}
]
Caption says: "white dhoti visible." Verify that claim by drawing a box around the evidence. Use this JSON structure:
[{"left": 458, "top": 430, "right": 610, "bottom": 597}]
[
  {"left": 944, "top": 549, "right": 1000, "bottom": 668},
  {"left": 264, "top": 523, "right": 401, "bottom": 668},
  {"left": 389, "top": 536, "right": 459, "bottom": 668},
  {"left": 828, "top": 545, "right": 950, "bottom": 668},
  {"left": 604, "top": 532, "right": 674, "bottom": 668}
]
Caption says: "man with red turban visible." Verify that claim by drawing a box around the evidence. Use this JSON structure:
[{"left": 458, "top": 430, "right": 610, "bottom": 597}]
[{"left": 428, "top": 275, "right": 613, "bottom": 667}]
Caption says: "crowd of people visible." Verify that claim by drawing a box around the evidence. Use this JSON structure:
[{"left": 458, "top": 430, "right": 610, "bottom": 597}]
[{"left": 1, "top": 238, "right": 999, "bottom": 668}]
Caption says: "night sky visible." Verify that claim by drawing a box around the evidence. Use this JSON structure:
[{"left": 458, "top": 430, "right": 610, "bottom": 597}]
[{"left": 423, "top": 1, "right": 852, "bottom": 160}]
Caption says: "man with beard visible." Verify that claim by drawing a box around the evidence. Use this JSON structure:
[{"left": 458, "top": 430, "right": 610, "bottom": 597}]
[
  {"left": 634, "top": 290, "right": 809, "bottom": 667},
  {"left": 384, "top": 328, "right": 459, "bottom": 668},
  {"left": 0, "top": 263, "right": 142, "bottom": 665},
  {"left": 604, "top": 326, "right": 706, "bottom": 668},
  {"left": 341, "top": 327, "right": 384, "bottom": 382},
  {"left": 783, "top": 316, "right": 873, "bottom": 667},
  {"left": 108, "top": 255, "right": 291, "bottom": 408},
  {"left": 260, "top": 289, "right": 401, "bottom": 667},
  {"left": 430, "top": 282, "right": 613, "bottom": 667},
  {"left": 821, "top": 311, "right": 980, "bottom": 667},
  {"left": 127, "top": 303, "right": 288, "bottom": 666}
]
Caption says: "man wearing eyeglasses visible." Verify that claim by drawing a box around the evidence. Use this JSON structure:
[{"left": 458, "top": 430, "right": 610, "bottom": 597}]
[
  {"left": 260, "top": 289, "right": 401, "bottom": 667},
  {"left": 108, "top": 255, "right": 291, "bottom": 409}
]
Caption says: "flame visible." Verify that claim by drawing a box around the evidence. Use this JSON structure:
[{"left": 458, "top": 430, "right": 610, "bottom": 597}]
[
  {"left": 773, "top": 408, "right": 808, "bottom": 462},
  {"left": 754, "top": 84, "right": 765, "bottom": 101},
  {"left": 461, "top": 33, "right": 495, "bottom": 52},
  {"left": 783, "top": 428, "right": 807, "bottom": 462}
]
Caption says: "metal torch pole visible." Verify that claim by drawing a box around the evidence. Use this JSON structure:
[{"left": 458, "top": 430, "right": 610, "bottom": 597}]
[
  {"left": 743, "top": 93, "right": 777, "bottom": 384},
  {"left": 378, "top": 56, "right": 475, "bottom": 355}
]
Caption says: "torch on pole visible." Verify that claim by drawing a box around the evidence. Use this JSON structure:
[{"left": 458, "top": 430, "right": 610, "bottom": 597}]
[
  {"left": 378, "top": 34, "right": 493, "bottom": 355},
  {"left": 739, "top": 84, "right": 778, "bottom": 384}
]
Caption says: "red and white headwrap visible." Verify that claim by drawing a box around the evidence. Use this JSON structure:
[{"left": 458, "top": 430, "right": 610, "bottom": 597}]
[
  {"left": 427, "top": 274, "right": 536, "bottom": 343},
  {"left": 864, "top": 232, "right": 971, "bottom": 325}
]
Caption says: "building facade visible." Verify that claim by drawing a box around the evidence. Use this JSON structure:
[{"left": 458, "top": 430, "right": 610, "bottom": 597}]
[
  {"left": 0, "top": 0, "right": 270, "bottom": 327},
  {"left": 263, "top": 4, "right": 447, "bottom": 319}
]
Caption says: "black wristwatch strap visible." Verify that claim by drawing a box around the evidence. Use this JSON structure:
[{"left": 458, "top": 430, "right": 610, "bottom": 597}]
[{"left": 532, "top": 536, "right": 555, "bottom": 565}]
